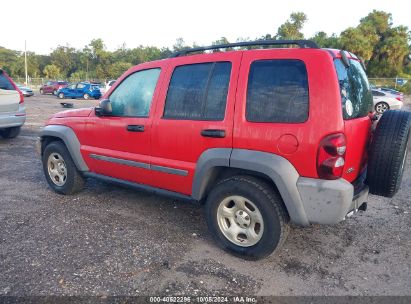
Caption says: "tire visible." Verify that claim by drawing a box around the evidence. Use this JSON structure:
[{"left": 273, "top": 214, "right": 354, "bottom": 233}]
[
  {"left": 58, "top": 92, "right": 65, "bottom": 99},
  {"left": 53, "top": 90, "right": 57, "bottom": 95},
  {"left": 375, "top": 102, "right": 389, "bottom": 114},
  {"left": 42, "top": 141, "right": 85, "bottom": 195},
  {"left": 205, "top": 175, "right": 290, "bottom": 260},
  {"left": 40, "top": 88, "right": 44, "bottom": 95},
  {"left": 367, "top": 110, "right": 411, "bottom": 197},
  {"left": 0, "top": 126, "right": 21, "bottom": 139},
  {"left": 83, "top": 93, "right": 90, "bottom": 100}
]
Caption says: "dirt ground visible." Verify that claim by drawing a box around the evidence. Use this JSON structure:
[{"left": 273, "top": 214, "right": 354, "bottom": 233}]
[{"left": 0, "top": 94, "right": 410, "bottom": 297}]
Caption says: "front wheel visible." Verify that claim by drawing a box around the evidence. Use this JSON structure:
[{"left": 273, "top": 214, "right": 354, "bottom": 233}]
[
  {"left": 42, "top": 141, "right": 85, "bottom": 195},
  {"left": 40, "top": 88, "right": 44, "bottom": 95},
  {"left": 83, "top": 93, "right": 90, "bottom": 100},
  {"left": 375, "top": 102, "right": 389, "bottom": 114},
  {"left": 205, "top": 175, "right": 289, "bottom": 260},
  {"left": 0, "top": 126, "right": 21, "bottom": 139},
  {"left": 58, "top": 92, "right": 65, "bottom": 99}
]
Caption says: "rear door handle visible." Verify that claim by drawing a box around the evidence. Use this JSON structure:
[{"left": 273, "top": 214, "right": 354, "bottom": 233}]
[
  {"left": 201, "top": 129, "right": 226, "bottom": 138},
  {"left": 127, "top": 125, "right": 145, "bottom": 132}
]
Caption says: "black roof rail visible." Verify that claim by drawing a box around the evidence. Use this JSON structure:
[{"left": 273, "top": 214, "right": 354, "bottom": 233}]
[{"left": 169, "top": 40, "right": 319, "bottom": 58}]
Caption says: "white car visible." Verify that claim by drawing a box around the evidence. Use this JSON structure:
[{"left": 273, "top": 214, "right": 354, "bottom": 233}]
[
  {"left": 372, "top": 89, "right": 403, "bottom": 114},
  {"left": 0, "top": 69, "right": 26, "bottom": 138},
  {"left": 98, "top": 80, "right": 116, "bottom": 95}
]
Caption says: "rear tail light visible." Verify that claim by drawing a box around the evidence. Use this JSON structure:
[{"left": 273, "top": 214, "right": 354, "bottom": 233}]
[
  {"left": 18, "top": 90, "right": 24, "bottom": 104},
  {"left": 396, "top": 97, "right": 402, "bottom": 101},
  {"left": 317, "top": 133, "right": 346, "bottom": 180}
]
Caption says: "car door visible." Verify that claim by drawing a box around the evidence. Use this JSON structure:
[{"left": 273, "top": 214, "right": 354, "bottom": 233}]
[
  {"left": 44, "top": 81, "right": 53, "bottom": 93},
  {"left": 79, "top": 63, "right": 165, "bottom": 185},
  {"left": 76, "top": 83, "right": 86, "bottom": 98},
  {"left": 64, "top": 84, "right": 76, "bottom": 97},
  {"left": 150, "top": 53, "right": 241, "bottom": 195},
  {"left": 372, "top": 90, "right": 385, "bottom": 104}
]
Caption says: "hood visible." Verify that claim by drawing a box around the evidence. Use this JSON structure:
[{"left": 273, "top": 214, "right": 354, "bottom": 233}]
[{"left": 52, "top": 108, "right": 93, "bottom": 118}]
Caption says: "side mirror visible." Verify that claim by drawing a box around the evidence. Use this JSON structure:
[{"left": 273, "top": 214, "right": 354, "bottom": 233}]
[{"left": 95, "top": 99, "right": 112, "bottom": 116}]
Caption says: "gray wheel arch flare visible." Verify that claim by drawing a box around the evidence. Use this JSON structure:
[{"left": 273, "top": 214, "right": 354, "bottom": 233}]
[
  {"left": 39, "top": 125, "right": 89, "bottom": 172},
  {"left": 192, "top": 148, "right": 310, "bottom": 226}
]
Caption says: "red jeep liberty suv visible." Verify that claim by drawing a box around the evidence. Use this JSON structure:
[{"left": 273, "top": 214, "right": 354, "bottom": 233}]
[{"left": 39, "top": 40, "right": 411, "bottom": 259}]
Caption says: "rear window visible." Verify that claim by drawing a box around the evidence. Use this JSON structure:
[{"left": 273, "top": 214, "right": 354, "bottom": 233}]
[
  {"left": 163, "top": 62, "right": 232, "bottom": 121},
  {"left": 334, "top": 59, "right": 373, "bottom": 119},
  {"left": 0, "top": 72, "right": 15, "bottom": 90},
  {"left": 246, "top": 60, "right": 309, "bottom": 123}
]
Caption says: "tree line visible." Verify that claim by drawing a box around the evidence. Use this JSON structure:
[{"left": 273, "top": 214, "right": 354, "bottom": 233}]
[{"left": 0, "top": 10, "right": 410, "bottom": 82}]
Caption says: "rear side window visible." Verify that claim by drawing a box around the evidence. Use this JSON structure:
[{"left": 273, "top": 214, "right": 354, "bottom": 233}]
[
  {"left": 0, "top": 73, "right": 15, "bottom": 90},
  {"left": 246, "top": 60, "right": 309, "bottom": 123},
  {"left": 163, "top": 62, "right": 232, "bottom": 121},
  {"left": 334, "top": 59, "right": 373, "bottom": 119}
]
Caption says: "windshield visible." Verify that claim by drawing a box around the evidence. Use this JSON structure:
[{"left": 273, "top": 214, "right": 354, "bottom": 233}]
[{"left": 334, "top": 59, "right": 373, "bottom": 119}]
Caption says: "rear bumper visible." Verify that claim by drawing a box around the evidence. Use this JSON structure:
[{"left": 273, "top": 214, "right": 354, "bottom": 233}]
[
  {"left": 0, "top": 105, "right": 26, "bottom": 129},
  {"left": 296, "top": 176, "right": 369, "bottom": 225},
  {"left": 390, "top": 100, "right": 403, "bottom": 110}
]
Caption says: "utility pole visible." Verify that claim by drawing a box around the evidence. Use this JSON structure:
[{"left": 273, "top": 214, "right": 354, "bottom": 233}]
[{"left": 24, "top": 40, "right": 28, "bottom": 85}]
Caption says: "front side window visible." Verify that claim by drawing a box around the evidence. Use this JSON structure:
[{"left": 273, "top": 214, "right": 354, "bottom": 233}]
[
  {"left": 67, "top": 84, "right": 76, "bottom": 89},
  {"left": 163, "top": 62, "right": 232, "bottom": 121},
  {"left": 246, "top": 60, "right": 309, "bottom": 123},
  {"left": 334, "top": 59, "right": 373, "bottom": 119},
  {"left": 77, "top": 83, "right": 86, "bottom": 89},
  {"left": 109, "top": 68, "right": 161, "bottom": 117}
]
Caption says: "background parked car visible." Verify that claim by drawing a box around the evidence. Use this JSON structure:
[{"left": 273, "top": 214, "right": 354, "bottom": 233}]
[
  {"left": 40, "top": 81, "right": 68, "bottom": 95},
  {"left": 0, "top": 69, "right": 25, "bottom": 138},
  {"left": 377, "top": 87, "right": 404, "bottom": 101},
  {"left": 105, "top": 80, "right": 116, "bottom": 93},
  {"left": 372, "top": 89, "right": 403, "bottom": 114},
  {"left": 16, "top": 83, "right": 34, "bottom": 97},
  {"left": 56, "top": 82, "right": 102, "bottom": 100},
  {"left": 99, "top": 80, "right": 116, "bottom": 95}
]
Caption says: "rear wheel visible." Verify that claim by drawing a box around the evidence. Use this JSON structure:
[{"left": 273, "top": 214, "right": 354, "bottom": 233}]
[
  {"left": 375, "top": 102, "right": 389, "bottom": 114},
  {"left": 53, "top": 90, "right": 57, "bottom": 95},
  {"left": 367, "top": 110, "right": 411, "bottom": 197},
  {"left": 0, "top": 126, "right": 21, "bottom": 139},
  {"left": 39, "top": 88, "right": 44, "bottom": 95},
  {"left": 83, "top": 93, "right": 90, "bottom": 100},
  {"left": 58, "top": 92, "right": 65, "bottom": 99},
  {"left": 205, "top": 175, "right": 289, "bottom": 260},
  {"left": 42, "top": 141, "right": 85, "bottom": 195}
]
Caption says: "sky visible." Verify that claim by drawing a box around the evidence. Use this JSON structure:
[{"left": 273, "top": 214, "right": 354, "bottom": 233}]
[{"left": 2, "top": 0, "right": 410, "bottom": 55}]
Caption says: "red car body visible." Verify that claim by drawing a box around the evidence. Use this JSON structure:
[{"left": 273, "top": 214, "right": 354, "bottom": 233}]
[
  {"left": 40, "top": 81, "right": 68, "bottom": 95},
  {"left": 45, "top": 48, "right": 370, "bottom": 195}
]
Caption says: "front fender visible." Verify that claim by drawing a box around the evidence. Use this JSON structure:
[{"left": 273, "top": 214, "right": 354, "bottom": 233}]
[{"left": 40, "top": 125, "right": 88, "bottom": 172}]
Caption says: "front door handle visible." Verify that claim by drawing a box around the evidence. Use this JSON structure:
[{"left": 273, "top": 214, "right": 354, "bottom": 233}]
[
  {"left": 127, "top": 125, "right": 145, "bottom": 132},
  {"left": 201, "top": 129, "right": 226, "bottom": 138}
]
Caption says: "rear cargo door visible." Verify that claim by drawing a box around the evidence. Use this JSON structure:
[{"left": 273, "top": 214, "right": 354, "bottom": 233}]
[
  {"left": 0, "top": 71, "right": 19, "bottom": 113},
  {"left": 334, "top": 59, "right": 373, "bottom": 182}
]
